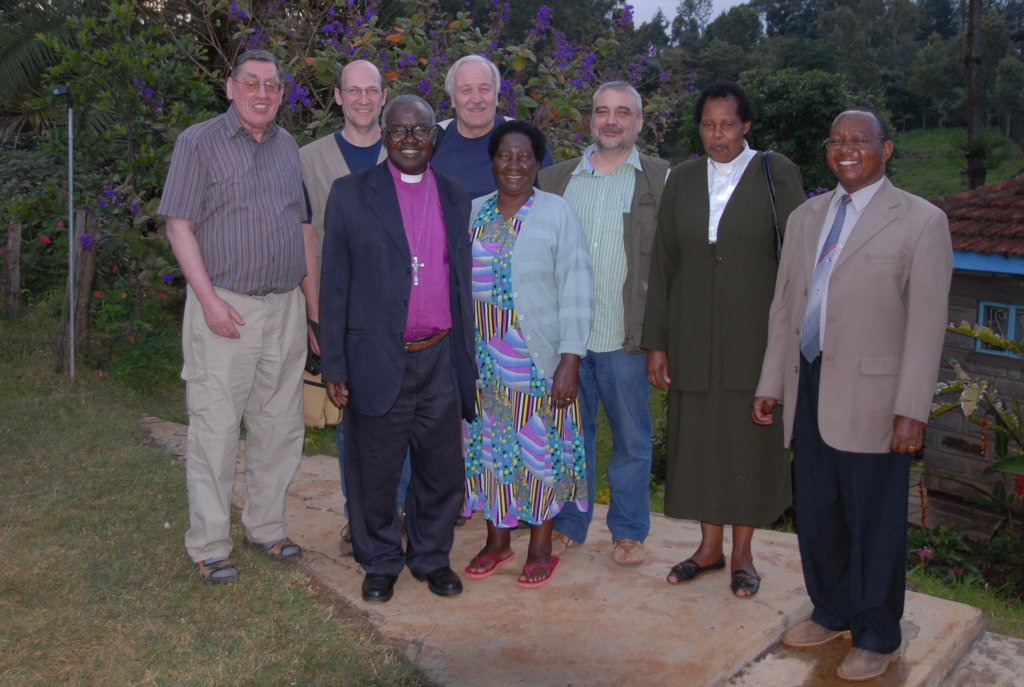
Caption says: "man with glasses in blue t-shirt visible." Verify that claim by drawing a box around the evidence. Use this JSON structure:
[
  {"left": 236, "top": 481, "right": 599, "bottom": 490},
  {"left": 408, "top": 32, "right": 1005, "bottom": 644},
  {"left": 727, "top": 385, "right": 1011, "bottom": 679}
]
[{"left": 300, "top": 60, "right": 412, "bottom": 555}]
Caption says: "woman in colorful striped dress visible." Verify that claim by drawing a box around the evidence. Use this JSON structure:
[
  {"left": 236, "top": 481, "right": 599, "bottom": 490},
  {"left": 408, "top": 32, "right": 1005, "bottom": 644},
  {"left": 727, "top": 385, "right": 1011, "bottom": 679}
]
[{"left": 462, "top": 120, "right": 593, "bottom": 588}]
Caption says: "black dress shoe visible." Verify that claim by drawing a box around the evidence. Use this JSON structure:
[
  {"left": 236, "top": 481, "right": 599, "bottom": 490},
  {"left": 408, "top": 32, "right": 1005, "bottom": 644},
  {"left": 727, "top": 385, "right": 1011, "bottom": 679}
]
[
  {"left": 412, "top": 566, "right": 463, "bottom": 597},
  {"left": 361, "top": 573, "right": 397, "bottom": 603}
]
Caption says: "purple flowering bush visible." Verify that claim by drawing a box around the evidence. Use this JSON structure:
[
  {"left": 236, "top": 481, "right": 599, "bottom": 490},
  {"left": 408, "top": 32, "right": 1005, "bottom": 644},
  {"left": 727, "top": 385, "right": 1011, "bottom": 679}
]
[
  {"left": 203, "top": 0, "right": 690, "bottom": 159},
  {"left": 9, "top": 0, "right": 695, "bottom": 378}
]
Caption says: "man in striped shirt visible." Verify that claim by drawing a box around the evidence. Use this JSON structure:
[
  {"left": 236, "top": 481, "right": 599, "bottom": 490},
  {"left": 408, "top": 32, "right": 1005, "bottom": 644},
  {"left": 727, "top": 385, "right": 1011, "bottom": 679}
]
[
  {"left": 159, "top": 50, "right": 315, "bottom": 584},
  {"left": 538, "top": 81, "right": 669, "bottom": 566}
]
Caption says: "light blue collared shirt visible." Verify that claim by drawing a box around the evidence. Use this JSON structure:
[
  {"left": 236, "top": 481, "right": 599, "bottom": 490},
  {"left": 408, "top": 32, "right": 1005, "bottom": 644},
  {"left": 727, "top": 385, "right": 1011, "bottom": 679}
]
[{"left": 815, "top": 176, "right": 887, "bottom": 341}]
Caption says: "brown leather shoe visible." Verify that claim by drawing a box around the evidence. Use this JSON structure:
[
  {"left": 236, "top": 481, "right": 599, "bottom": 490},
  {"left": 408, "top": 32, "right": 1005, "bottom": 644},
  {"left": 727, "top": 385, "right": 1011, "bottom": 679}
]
[
  {"left": 613, "top": 538, "right": 645, "bottom": 565},
  {"left": 550, "top": 531, "right": 579, "bottom": 557},
  {"left": 781, "top": 618, "right": 851, "bottom": 648},
  {"left": 836, "top": 647, "right": 900, "bottom": 681}
]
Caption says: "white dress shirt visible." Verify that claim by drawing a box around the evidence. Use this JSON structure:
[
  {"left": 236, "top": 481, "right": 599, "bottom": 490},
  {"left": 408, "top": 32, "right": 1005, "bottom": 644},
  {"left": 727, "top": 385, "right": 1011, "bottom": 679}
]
[{"left": 706, "top": 140, "right": 757, "bottom": 244}]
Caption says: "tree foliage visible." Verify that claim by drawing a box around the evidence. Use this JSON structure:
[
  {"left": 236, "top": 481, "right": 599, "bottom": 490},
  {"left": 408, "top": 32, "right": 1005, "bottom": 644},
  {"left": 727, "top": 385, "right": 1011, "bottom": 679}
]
[
  {"left": 0, "top": 0, "right": 107, "bottom": 141},
  {"left": 741, "top": 67, "right": 867, "bottom": 191},
  {"left": 704, "top": 5, "right": 763, "bottom": 48},
  {"left": 655, "top": 0, "right": 1024, "bottom": 139},
  {"left": 753, "top": 0, "right": 820, "bottom": 39},
  {"left": 671, "top": 0, "right": 712, "bottom": 44},
  {"left": 3, "top": 0, "right": 1024, "bottom": 363},
  {"left": 1, "top": 0, "right": 692, "bottom": 364}
]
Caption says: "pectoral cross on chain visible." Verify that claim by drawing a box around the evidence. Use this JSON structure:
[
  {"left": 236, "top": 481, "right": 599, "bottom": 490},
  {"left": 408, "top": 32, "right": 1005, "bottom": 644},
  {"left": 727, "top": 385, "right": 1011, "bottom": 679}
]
[{"left": 411, "top": 255, "right": 426, "bottom": 286}]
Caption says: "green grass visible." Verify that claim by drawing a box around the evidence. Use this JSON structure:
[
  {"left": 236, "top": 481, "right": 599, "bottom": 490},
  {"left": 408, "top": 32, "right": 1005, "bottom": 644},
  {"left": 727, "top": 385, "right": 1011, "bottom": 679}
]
[
  {"left": 889, "top": 127, "right": 1024, "bottom": 198},
  {"left": 305, "top": 425, "right": 339, "bottom": 458},
  {"left": 908, "top": 569, "right": 1024, "bottom": 638},
  {"left": 0, "top": 311, "right": 433, "bottom": 686}
]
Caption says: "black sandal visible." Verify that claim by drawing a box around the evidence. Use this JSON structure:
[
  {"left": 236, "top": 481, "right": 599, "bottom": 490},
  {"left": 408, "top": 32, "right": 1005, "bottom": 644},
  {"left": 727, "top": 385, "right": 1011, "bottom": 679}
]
[
  {"left": 666, "top": 556, "right": 726, "bottom": 584},
  {"left": 731, "top": 569, "right": 761, "bottom": 597}
]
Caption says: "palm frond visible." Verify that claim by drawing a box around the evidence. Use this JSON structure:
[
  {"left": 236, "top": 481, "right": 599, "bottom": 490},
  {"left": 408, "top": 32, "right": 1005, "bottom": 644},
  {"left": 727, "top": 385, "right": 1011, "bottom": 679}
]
[{"left": 0, "top": 0, "right": 106, "bottom": 107}]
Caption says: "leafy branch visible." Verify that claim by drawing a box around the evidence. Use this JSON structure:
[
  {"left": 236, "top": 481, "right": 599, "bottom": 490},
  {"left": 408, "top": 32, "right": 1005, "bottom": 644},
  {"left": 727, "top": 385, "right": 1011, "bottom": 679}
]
[{"left": 931, "top": 321, "right": 1024, "bottom": 539}]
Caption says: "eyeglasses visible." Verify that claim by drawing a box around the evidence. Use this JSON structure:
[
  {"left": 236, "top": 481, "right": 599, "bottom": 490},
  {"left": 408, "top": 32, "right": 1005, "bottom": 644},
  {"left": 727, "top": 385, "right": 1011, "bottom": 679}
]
[
  {"left": 823, "top": 136, "right": 886, "bottom": 150},
  {"left": 342, "top": 86, "right": 383, "bottom": 99},
  {"left": 233, "top": 77, "right": 282, "bottom": 95},
  {"left": 384, "top": 125, "right": 433, "bottom": 143}
]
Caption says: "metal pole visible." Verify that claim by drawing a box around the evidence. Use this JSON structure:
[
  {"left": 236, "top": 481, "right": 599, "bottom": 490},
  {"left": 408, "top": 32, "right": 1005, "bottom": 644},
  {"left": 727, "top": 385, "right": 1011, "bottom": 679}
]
[
  {"left": 53, "top": 86, "right": 74, "bottom": 380},
  {"left": 67, "top": 104, "right": 75, "bottom": 381}
]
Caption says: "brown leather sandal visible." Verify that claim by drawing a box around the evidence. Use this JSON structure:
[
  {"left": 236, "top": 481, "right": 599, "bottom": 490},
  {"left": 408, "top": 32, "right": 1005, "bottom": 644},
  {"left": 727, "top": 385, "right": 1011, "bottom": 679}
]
[
  {"left": 195, "top": 557, "right": 239, "bottom": 584},
  {"left": 244, "top": 536, "right": 302, "bottom": 563}
]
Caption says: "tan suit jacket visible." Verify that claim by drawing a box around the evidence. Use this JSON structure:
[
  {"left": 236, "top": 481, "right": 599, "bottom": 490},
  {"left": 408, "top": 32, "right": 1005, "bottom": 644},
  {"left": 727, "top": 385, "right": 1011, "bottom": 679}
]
[{"left": 755, "top": 177, "right": 953, "bottom": 453}]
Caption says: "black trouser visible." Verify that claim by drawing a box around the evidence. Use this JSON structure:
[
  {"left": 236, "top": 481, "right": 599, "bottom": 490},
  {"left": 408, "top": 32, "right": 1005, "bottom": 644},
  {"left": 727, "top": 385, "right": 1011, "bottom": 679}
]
[
  {"left": 793, "top": 355, "right": 909, "bottom": 654},
  {"left": 344, "top": 335, "right": 465, "bottom": 577}
]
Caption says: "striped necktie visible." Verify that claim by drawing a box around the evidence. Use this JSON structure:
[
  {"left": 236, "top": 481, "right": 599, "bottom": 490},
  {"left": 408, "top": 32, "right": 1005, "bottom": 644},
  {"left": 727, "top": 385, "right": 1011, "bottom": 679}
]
[{"left": 800, "top": 194, "right": 851, "bottom": 362}]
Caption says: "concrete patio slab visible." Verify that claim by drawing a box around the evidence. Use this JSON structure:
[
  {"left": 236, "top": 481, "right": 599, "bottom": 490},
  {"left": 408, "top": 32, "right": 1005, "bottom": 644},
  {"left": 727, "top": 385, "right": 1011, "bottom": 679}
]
[
  {"left": 729, "top": 598, "right": 985, "bottom": 686},
  {"left": 944, "top": 632, "right": 1024, "bottom": 686},
  {"left": 141, "top": 418, "right": 1015, "bottom": 686},
  {"left": 266, "top": 453, "right": 989, "bottom": 687},
  {"left": 284, "top": 457, "right": 812, "bottom": 687}
]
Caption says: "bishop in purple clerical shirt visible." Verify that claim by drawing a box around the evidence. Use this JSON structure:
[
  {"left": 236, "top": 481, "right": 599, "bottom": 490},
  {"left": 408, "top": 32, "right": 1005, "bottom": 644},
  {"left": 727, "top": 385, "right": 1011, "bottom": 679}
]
[{"left": 318, "top": 95, "right": 476, "bottom": 605}]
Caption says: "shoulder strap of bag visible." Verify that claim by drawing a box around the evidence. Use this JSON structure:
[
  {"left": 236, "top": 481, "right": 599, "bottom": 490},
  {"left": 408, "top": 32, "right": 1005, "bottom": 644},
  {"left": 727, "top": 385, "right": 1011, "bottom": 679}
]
[{"left": 761, "top": 150, "right": 782, "bottom": 263}]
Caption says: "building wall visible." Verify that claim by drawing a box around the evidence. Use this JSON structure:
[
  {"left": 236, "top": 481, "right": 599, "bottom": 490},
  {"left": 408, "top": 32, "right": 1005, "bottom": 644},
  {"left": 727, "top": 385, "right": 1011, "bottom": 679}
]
[{"left": 925, "top": 270, "right": 1024, "bottom": 511}]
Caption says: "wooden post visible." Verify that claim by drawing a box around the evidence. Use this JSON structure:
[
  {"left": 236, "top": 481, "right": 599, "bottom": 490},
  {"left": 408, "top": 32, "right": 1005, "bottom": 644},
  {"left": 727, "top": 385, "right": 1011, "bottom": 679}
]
[
  {"left": 74, "top": 237, "right": 97, "bottom": 349},
  {"left": 3, "top": 221, "right": 21, "bottom": 317}
]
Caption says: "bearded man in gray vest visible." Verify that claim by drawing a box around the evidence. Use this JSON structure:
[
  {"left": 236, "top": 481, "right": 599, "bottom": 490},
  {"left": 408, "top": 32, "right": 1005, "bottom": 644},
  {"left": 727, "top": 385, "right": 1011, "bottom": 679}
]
[{"left": 538, "top": 81, "right": 669, "bottom": 566}]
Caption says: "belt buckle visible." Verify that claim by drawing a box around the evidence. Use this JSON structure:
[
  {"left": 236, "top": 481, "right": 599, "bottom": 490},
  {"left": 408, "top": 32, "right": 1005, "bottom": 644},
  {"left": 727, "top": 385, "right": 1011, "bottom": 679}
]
[
  {"left": 404, "top": 336, "right": 426, "bottom": 352},
  {"left": 405, "top": 329, "right": 446, "bottom": 353}
]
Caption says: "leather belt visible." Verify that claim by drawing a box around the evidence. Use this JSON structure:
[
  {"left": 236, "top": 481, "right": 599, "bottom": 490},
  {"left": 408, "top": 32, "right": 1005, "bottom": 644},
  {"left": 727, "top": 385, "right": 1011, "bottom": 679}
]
[{"left": 405, "top": 328, "right": 450, "bottom": 353}]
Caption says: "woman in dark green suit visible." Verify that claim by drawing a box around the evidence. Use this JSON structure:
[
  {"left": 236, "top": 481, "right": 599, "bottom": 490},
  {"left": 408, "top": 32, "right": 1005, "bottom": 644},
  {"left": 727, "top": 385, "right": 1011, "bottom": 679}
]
[{"left": 643, "top": 80, "right": 805, "bottom": 598}]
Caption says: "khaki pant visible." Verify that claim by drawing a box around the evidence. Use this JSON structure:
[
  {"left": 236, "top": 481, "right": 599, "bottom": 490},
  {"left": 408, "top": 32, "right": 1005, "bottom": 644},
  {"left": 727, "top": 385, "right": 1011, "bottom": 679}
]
[{"left": 182, "top": 286, "right": 306, "bottom": 562}]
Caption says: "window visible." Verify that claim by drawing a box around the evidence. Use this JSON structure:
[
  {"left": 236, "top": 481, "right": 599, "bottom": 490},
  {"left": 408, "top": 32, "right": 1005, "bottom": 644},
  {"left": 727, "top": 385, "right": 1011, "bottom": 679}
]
[{"left": 977, "top": 301, "right": 1024, "bottom": 358}]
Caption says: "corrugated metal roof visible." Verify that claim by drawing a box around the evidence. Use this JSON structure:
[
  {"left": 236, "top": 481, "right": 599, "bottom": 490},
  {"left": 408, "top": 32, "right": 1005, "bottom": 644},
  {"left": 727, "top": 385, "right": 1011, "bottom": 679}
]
[{"left": 933, "top": 175, "right": 1024, "bottom": 257}]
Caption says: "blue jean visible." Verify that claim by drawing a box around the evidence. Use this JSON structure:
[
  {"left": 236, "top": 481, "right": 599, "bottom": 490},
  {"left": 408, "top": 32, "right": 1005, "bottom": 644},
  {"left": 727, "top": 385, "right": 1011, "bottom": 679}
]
[
  {"left": 336, "top": 417, "right": 410, "bottom": 517},
  {"left": 553, "top": 348, "right": 652, "bottom": 543}
]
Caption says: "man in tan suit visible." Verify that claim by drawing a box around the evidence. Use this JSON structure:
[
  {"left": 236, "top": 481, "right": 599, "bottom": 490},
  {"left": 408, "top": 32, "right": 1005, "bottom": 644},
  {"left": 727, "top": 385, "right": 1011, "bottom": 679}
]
[{"left": 752, "top": 109, "right": 952, "bottom": 682}]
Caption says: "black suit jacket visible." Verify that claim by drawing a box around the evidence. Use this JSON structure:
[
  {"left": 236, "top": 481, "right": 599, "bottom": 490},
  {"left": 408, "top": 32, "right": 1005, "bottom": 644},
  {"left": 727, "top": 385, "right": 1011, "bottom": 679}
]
[{"left": 319, "top": 162, "right": 476, "bottom": 420}]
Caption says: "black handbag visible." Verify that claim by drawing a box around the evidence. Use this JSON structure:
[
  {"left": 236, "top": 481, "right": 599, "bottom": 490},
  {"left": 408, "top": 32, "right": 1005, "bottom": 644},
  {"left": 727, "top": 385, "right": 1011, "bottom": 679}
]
[{"left": 762, "top": 150, "right": 782, "bottom": 263}]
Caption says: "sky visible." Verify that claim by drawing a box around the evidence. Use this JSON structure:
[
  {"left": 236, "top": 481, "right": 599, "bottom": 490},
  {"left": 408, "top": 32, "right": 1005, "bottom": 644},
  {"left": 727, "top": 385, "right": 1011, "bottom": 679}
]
[{"left": 629, "top": 0, "right": 745, "bottom": 28}]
